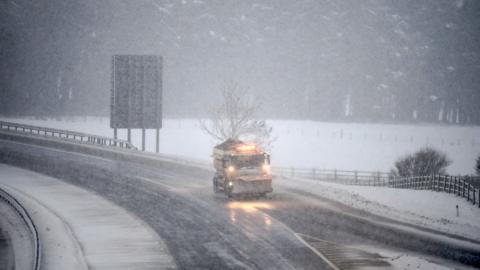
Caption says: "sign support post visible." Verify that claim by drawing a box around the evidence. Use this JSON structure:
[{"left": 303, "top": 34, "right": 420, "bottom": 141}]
[
  {"left": 156, "top": 128, "right": 160, "bottom": 153},
  {"left": 113, "top": 128, "right": 117, "bottom": 146},
  {"left": 142, "top": 128, "right": 146, "bottom": 151}
]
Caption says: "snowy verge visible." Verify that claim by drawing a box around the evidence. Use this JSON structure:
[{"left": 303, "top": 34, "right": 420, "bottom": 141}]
[
  {"left": 275, "top": 176, "right": 480, "bottom": 242},
  {"left": 0, "top": 164, "right": 177, "bottom": 270}
]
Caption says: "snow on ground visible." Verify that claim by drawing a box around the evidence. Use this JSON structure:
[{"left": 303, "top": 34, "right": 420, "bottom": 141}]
[
  {"left": 277, "top": 176, "right": 480, "bottom": 242},
  {"left": 355, "top": 244, "right": 475, "bottom": 270},
  {"left": 2, "top": 116, "right": 479, "bottom": 242},
  {"left": 0, "top": 164, "right": 177, "bottom": 270},
  {"left": 2, "top": 117, "right": 479, "bottom": 175}
]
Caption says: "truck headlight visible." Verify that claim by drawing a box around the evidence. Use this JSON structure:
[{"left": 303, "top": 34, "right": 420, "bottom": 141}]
[
  {"left": 262, "top": 164, "right": 270, "bottom": 174},
  {"left": 227, "top": 166, "right": 235, "bottom": 173}
]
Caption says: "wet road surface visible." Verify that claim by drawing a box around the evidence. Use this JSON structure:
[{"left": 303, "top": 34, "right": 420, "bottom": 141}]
[{"left": 1, "top": 138, "right": 479, "bottom": 269}]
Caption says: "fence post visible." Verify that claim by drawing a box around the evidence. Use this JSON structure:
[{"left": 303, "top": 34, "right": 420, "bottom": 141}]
[
  {"left": 312, "top": 168, "right": 316, "bottom": 180},
  {"left": 334, "top": 169, "right": 337, "bottom": 182},
  {"left": 453, "top": 177, "right": 460, "bottom": 195},
  {"left": 467, "top": 184, "right": 470, "bottom": 202},
  {"left": 462, "top": 178, "right": 465, "bottom": 198},
  {"left": 354, "top": 170, "right": 358, "bottom": 185},
  {"left": 454, "top": 177, "right": 457, "bottom": 195},
  {"left": 448, "top": 175, "right": 453, "bottom": 193},
  {"left": 472, "top": 187, "right": 476, "bottom": 205}
]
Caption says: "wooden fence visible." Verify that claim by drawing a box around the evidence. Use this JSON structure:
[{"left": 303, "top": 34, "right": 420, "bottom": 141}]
[
  {"left": 387, "top": 175, "right": 479, "bottom": 207},
  {"left": 273, "top": 167, "right": 480, "bottom": 207},
  {"left": 273, "top": 167, "right": 391, "bottom": 185}
]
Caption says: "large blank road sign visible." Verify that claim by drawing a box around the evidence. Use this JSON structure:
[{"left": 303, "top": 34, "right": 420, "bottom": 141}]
[{"left": 110, "top": 55, "right": 162, "bottom": 129}]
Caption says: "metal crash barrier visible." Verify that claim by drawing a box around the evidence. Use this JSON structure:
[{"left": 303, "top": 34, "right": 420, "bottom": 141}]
[{"left": 0, "top": 121, "right": 136, "bottom": 150}]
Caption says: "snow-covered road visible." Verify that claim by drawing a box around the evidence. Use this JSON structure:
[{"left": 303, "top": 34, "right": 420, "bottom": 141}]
[
  {"left": 0, "top": 164, "right": 176, "bottom": 270},
  {"left": 0, "top": 131, "right": 479, "bottom": 269}
]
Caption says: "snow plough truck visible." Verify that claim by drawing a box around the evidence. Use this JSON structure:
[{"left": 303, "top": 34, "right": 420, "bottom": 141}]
[{"left": 212, "top": 139, "right": 273, "bottom": 198}]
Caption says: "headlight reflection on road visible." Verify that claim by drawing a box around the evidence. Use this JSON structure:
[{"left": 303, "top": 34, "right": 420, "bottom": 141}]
[
  {"left": 227, "top": 201, "right": 274, "bottom": 213},
  {"left": 263, "top": 215, "right": 272, "bottom": 227},
  {"left": 227, "top": 201, "right": 274, "bottom": 227},
  {"left": 230, "top": 210, "right": 236, "bottom": 223}
]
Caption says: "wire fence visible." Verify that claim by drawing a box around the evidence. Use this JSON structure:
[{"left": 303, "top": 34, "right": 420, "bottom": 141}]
[
  {"left": 0, "top": 121, "right": 136, "bottom": 150},
  {"left": 273, "top": 167, "right": 480, "bottom": 207}
]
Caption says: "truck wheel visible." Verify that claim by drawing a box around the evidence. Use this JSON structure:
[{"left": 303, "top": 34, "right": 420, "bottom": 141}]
[
  {"left": 212, "top": 176, "right": 219, "bottom": 193},
  {"left": 225, "top": 184, "right": 232, "bottom": 198}
]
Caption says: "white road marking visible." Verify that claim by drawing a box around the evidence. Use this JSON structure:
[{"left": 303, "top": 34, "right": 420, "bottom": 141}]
[
  {"left": 294, "top": 233, "right": 340, "bottom": 270},
  {"left": 136, "top": 176, "right": 176, "bottom": 191}
]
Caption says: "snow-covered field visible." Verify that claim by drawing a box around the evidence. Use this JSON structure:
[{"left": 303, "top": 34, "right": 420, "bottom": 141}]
[
  {"left": 2, "top": 117, "right": 479, "bottom": 175},
  {"left": 277, "top": 176, "right": 480, "bottom": 243}
]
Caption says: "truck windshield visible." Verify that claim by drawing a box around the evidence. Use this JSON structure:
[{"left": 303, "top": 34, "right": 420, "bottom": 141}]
[{"left": 231, "top": 154, "right": 265, "bottom": 169}]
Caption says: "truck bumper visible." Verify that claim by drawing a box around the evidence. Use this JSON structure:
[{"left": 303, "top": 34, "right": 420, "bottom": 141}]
[{"left": 230, "top": 178, "right": 273, "bottom": 195}]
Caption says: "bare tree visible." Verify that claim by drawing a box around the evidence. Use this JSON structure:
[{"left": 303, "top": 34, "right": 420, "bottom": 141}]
[
  {"left": 391, "top": 147, "right": 451, "bottom": 177},
  {"left": 199, "top": 81, "right": 273, "bottom": 149}
]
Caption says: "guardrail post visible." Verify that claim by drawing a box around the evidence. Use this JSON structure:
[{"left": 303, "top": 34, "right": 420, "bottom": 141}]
[{"left": 334, "top": 169, "right": 337, "bottom": 182}]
